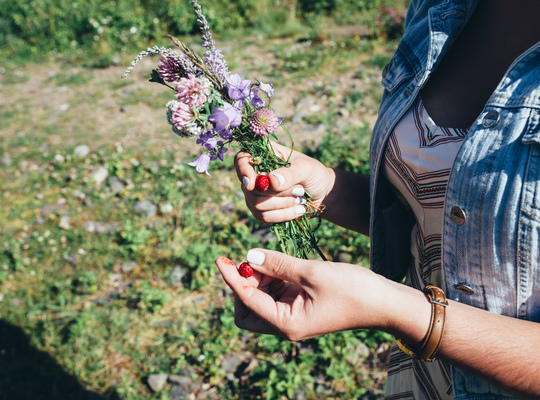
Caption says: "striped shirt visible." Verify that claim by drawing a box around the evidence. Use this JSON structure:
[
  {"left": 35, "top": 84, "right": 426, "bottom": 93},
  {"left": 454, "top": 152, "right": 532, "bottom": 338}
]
[{"left": 382, "top": 97, "right": 469, "bottom": 399}]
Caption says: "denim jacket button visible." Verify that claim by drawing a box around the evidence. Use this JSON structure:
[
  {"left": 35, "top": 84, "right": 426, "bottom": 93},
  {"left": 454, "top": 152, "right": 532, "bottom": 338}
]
[
  {"left": 482, "top": 110, "right": 500, "bottom": 128},
  {"left": 450, "top": 206, "right": 466, "bottom": 225},
  {"left": 455, "top": 282, "right": 475, "bottom": 295}
]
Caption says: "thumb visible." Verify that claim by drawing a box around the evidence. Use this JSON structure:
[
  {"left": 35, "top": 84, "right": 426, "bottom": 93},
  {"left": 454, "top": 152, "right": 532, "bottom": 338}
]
[{"left": 247, "top": 248, "right": 311, "bottom": 285}]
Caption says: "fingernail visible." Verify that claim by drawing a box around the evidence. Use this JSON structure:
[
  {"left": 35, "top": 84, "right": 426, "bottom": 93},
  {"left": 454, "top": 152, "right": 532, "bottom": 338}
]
[
  {"left": 295, "top": 197, "right": 307, "bottom": 205},
  {"left": 272, "top": 172, "right": 285, "bottom": 188},
  {"left": 295, "top": 206, "right": 306, "bottom": 215},
  {"left": 242, "top": 176, "right": 250, "bottom": 188},
  {"left": 247, "top": 249, "right": 266, "bottom": 266},
  {"left": 291, "top": 186, "right": 304, "bottom": 197}
]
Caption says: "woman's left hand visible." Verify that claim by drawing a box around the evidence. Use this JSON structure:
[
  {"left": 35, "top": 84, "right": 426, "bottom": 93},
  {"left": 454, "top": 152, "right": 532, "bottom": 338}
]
[{"left": 215, "top": 249, "right": 429, "bottom": 341}]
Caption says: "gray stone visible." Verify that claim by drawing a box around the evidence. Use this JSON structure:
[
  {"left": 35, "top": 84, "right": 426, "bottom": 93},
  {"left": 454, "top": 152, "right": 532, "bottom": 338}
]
[
  {"left": 147, "top": 373, "right": 168, "bottom": 392},
  {"left": 168, "top": 384, "right": 190, "bottom": 400},
  {"left": 91, "top": 166, "right": 109, "bottom": 185},
  {"left": 170, "top": 266, "right": 187, "bottom": 284},
  {"left": 83, "top": 221, "right": 122, "bottom": 234},
  {"left": 133, "top": 200, "right": 157, "bottom": 218},
  {"left": 40, "top": 203, "right": 68, "bottom": 217},
  {"left": 108, "top": 176, "right": 124, "bottom": 194},
  {"left": 121, "top": 261, "right": 137, "bottom": 273},
  {"left": 346, "top": 342, "right": 370, "bottom": 365},
  {"left": 0, "top": 154, "right": 12, "bottom": 166},
  {"left": 220, "top": 354, "right": 242, "bottom": 374},
  {"left": 74, "top": 145, "right": 90, "bottom": 158}
]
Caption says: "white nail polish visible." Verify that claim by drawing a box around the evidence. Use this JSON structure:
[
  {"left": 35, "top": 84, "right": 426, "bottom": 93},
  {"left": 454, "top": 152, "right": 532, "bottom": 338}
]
[
  {"left": 296, "top": 206, "right": 306, "bottom": 215},
  {"left": 291, "top": 186, "right": 304, "bottom": 197},
  {"left": 247, "top": 249, "right": 265, "bottom": 266},
  {"left": 242, "top": 176, "right": 250, "bottom": 188},
  {"left": 272, "top": 172, "right": 285, "bottom": 188},
  {"left": 295, "top": 197, "right": 307, "bottom": 205}
]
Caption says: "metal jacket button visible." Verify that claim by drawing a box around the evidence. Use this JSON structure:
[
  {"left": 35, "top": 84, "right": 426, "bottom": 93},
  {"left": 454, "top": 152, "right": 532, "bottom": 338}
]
[
  {"left": 482, "top": 110, "right": 500, "bottom": 128},
  {"left": 450, "top": 206, "right": 466, "bottom": 225},
  {"left": 455, "top": 282, "right": 475, "bottom": 295}
]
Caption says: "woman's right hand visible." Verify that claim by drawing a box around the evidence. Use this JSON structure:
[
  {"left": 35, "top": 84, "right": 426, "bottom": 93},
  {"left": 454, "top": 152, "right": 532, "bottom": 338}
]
[{"left": 234, "top": 142, "right": 335, "bottom": 224}]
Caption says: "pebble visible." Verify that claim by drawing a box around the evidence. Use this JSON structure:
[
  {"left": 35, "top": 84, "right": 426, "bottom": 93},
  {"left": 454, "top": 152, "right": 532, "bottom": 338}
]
[
  {"left": 147, "top": 373, "right": 168, "bottom": 392},
  {"left": 170, "top": 266, "right": 187, "bottom": 284},
  {"left": 0, "top": 155, "right": 12, "bottom": 166},
  {"left": 74, "top": 145, "right": 90, "bottom": 158},
  {"left": 121, "top": 261, "right": 137, "bottom": 273},
  {"left": 133, "top": 200, "right": 157, "bottom": 218},
  {"left": 108, "top": 176, "right": 124, "bottom": 194},
  {"left": 91, "top": 166, "right": 109, "bottom": 185}
]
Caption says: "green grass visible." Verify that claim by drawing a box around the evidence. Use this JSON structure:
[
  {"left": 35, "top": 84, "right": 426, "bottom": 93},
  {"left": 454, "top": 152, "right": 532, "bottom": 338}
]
[{"left": 0, "top": 5, "right": 407, "bottom": 398}]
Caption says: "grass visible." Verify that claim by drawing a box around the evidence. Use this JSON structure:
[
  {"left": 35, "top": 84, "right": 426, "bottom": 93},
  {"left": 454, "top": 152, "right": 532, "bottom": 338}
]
[{"left": 0, "top": 13, "right": 405, "bottom": 399}]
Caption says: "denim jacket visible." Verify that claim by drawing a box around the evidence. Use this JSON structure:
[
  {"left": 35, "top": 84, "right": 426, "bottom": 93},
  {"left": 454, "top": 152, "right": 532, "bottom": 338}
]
[{"left": 369, "top": 0, "right": 540, "bottom": 398}]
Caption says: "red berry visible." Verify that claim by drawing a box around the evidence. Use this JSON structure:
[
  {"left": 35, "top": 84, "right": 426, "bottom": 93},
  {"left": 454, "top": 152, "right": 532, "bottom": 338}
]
[
  {"left": 238, "top": 262, "right": 254, "bottom": 278},
  {"left": 255, "top": 175, "right": 270, "bottom": 191}
]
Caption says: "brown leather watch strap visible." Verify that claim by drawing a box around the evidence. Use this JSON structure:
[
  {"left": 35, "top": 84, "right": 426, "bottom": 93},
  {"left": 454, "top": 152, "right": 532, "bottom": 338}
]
[{"left": 396, "top": 285, "right": 448, "bottom": 362}]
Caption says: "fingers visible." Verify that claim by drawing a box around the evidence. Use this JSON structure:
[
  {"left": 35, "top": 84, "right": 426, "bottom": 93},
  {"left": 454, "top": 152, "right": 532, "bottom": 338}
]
[{"left": 246, "top": 249, "right": 312, "bottom": 287}]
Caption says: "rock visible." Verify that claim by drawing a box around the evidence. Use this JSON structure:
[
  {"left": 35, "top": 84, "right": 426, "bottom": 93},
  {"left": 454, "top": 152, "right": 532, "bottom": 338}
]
[
  {"left": 160, "top": 203, "right": 174, "bottom": 214},
  {"left": 108, "top": 176, "right": 124, "bottom": 194},
  {"left": 0, "top": 154, "right": 12, "bottom": 166},
  {"left": 91, "top": 166, "right": 109, "bottom": 186},
  {"left": 168, "top": 384, "right": 191, "bottom": 400},
  {"left": 335, "top": 251, "right": 353, "bottom": 264},
  {"left": 74, "top": 145, "right": 90, "bottom": 158},
  {"left": 83, "top": 221, "right": 122, "bottom": 234},
  {"left": 40, "top": 203, "right": 68, "bottom": 217},
  {"left": 11, "top": 297, "right": 24, "bottom": 307},
  {"left": 147, "top": 373, "right": 168, "bottom": 392},
  {"left": 346, "top": 342, "right": 370, "bottom": 365},
  {"left": 220, "top": 354, "right": 243, "bottom": 374},
  {"left": 133, "top": 200, "right": 157, "bottom": 218},
  {"left": 121, "top": 261, "right": 137, "bottom": 273},
  {"left": 59, "top": 214, "right": 71, "bottom": 230},
  {"left": 170, "top": 266, "right": 187, "bottom": 284},
  {"left": 219, "top": 203, "right": 236, "bottom": 214}
]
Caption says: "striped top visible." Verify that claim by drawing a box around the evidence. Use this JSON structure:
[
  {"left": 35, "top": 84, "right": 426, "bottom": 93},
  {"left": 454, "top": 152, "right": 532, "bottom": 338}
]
[{"left": 382, "top": 97, "right": 469, "bottom": 400}]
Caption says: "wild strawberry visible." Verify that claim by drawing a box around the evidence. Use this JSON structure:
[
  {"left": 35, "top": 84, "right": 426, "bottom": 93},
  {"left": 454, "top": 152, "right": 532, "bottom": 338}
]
[
  {"left": 238, "top": 262, "right": 254, "bottom": 278},
  {"left": 255, "top": 174, "right": 270, "bottom": 191}
]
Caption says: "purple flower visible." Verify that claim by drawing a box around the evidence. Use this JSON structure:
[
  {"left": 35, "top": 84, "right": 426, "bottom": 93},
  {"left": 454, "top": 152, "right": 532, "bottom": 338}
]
[
  {"left": 197, "top": 131, "right": 218, "bottom": 150},
  {"left": 208, "top": 102, "right": 242, "bottom": 133},
  {"left": 211, "top": 146, "right": 228, "bottom": 161},
  {"left": 156, "top": 54, "right": 187, "bottom": 82},
  {"left": 251, "top": 89, "right": 265, "bottom": 108},
  {"left": 188, "top": 153, "right": 211, "bottom": 175},
  {"left": 259, "top": 82, "right": 275, "bottom": 98},
  {"left": 219, "top": 129, "right": 233, "bottom": 140},
  {"left": 226, "top": 73, "right": 251, "bottom": 101}
]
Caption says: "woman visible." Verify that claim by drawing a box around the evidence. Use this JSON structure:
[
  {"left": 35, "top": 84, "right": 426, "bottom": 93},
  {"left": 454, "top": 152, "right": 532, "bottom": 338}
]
[{"left": 216, "top": 0, "right": 540, "bottom": 398}]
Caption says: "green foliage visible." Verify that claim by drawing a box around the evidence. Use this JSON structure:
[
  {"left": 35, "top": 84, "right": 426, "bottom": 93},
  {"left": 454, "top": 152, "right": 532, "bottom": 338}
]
[{"left": 127, "top": 279, "right": 171, "bottom": 313}]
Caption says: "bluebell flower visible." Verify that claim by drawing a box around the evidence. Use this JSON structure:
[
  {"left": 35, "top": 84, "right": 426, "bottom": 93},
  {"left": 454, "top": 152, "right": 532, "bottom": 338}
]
[
  {"left": 188, "top": 153, "right": 211, "bottom": 175},
  {"left": 209, "top": 102, "right": 242, "bottom": 133},
  {"left": 226, "top": 73, "right": 251, "bottom": 101}
]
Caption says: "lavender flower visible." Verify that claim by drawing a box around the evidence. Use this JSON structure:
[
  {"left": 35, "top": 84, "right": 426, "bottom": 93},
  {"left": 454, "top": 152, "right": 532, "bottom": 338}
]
[
  {"left": 251, "top": 89, "right": 265, "bottom": 108},
  {"left": 188, "top": 153, "right": 211, "bottom": 175},
  {"left": 210, "top": 145, "right": 228, "bottom": 161},
  {"left": 122, "top": 46, "right": 195, "bottom": 79},
  {"left": 191, "top": 0, "right": 229, "bottom": 82},
  {"left": 249, "top": 108, "right": 279, "bottom": 137}
]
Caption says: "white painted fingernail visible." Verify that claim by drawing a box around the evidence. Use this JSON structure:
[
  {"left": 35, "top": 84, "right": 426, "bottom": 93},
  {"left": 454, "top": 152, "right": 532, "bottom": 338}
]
[
  {"left": 247, "top": 249, "right": 265, "bottom": 266},
  {"left": 272, "top": 172, "right": 285, "bottom": 188},
  {"left": 295, "top": 206, "right": 306, "bottom": 215},
  {"left": 242, "top": 176, "right": 250, "bottom": 188},
  {"left": 291, "top": 186, "right": 304, "bottom": 197},
  {"left": 295, "top": 197, "right": 307, "bottom": 205}
]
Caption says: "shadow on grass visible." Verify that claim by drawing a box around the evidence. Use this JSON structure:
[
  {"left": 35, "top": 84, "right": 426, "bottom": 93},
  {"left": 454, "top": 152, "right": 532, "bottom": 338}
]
[{"left": 0, "top": 319, "right": 112, "bottom": 400}]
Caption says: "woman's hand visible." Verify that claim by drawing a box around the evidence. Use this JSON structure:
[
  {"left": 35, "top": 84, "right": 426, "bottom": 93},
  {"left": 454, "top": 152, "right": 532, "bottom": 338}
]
[
  {"left": 234, "top": 142, "right": 335, "bottom": 224},
  {"left": 215, "top": 249, "right": 429, "bottom": 341}
]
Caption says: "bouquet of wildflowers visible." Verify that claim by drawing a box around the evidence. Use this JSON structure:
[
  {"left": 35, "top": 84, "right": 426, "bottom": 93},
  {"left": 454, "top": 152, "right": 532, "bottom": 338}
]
[{"left": 123, "top": 0, "right": 326, "bottom": 260}]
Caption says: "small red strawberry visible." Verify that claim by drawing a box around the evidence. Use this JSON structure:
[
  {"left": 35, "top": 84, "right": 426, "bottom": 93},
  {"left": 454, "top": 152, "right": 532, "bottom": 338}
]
[
  {"left": 255, "top": 174, "right": 270, "bottom": 191},
  {"left": 238, "top": 262, "right": 254, "bottom": 278}
]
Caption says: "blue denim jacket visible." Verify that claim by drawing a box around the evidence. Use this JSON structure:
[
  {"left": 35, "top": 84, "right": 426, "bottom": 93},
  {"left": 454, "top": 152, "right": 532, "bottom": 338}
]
[{"left": 369, "top": 0, "right": 540, "bottom": 398}]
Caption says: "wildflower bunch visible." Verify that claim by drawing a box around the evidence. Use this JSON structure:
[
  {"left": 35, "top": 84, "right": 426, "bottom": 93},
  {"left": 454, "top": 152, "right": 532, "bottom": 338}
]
[{"left": 123, "top": 0, "right": 326, "bottom": 260}]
